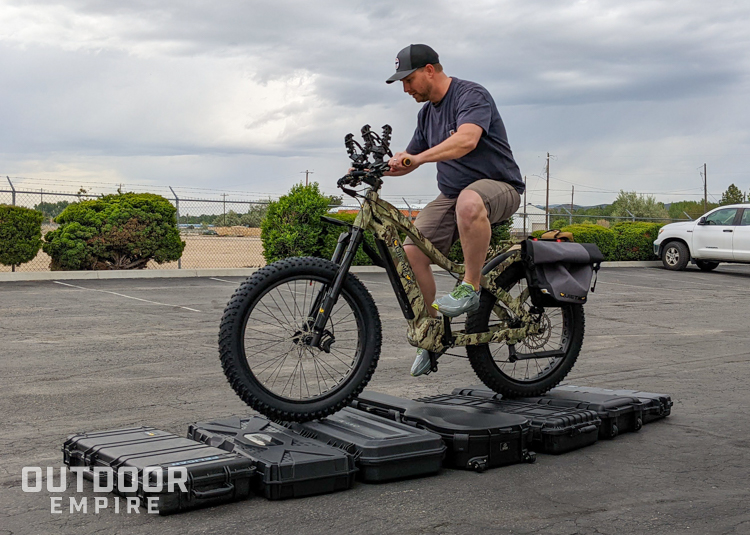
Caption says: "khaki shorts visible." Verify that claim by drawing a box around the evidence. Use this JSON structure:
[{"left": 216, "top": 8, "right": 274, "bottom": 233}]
[{"left": 404, "top": 179, "right": 521, "bottom": 255}]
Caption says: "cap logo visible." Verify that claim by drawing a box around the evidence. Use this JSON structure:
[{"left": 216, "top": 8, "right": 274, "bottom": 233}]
[{"left": 395, "top": 57, "right": 400, "bottom": 69}]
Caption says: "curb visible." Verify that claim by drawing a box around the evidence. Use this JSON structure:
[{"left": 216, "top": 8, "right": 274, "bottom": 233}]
[
  {"left": 0, "top": 268, "right": 261, "bottom": 282},
  {"left": 599, "top": 261, "right": 661, "bottom": 268},
  {"left": 0, "top": 261, "right": 661, "bottom": 283}
]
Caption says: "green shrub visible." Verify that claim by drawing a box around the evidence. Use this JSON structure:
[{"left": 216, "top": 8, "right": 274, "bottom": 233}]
[
  {"left": 261, "top": 183, "right": 331, "bottom": 263},
  {"left": 550, "top": 218, "right": 568, "bottom": 230},
  {"left": 43, "top": 193, "right": 184, "bottom": 270},
  {"left": 610, "top": 221, "right": 663, "bottom": 261},
  {"left": 0, "top": 205, "right": 44, "bottom": 266},
  {"left": 530, "top": 229, "right": 546, "bottom": 239},
  {"left": 448, "top": 219, "right": 512, "bottom": 263},
  {"left": 560, "top": 223, "right": 617, "bottom": 260}
]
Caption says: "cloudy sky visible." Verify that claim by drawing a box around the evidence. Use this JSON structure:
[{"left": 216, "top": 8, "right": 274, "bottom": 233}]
[{"left": 1, "top": 0, "right": 749, "bottom": 207}]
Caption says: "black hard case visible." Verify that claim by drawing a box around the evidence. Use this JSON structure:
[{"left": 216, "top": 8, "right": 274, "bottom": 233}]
[
  {"left": 552, "top": 385, "right": 672, "bottom": 424},
  {"left": 350, "top": 391, "right": 535, "bottom": 471},
  {"left": 187, "top": 416, "right": 357, "bottom": 500},
  {"left": 62, "top": 427, "right": 254, "bottom": 515},
  {"left": 283, "top": 407, "right": 446, "bottom": 482},
  {"left": 452, "top": 385, "right": 644, "bottom": 439},
  {"left": 417, "top": 394, "right": 600, "bottom": 454}
]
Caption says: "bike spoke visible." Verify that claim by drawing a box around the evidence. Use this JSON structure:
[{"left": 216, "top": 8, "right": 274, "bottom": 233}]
[{"left": 242, "top": 274, "right": 363, "bottom": 402}]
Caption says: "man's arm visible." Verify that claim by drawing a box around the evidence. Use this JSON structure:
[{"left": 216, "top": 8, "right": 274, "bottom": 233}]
[{"left": 387, "top": 123, "right": 483, "bottom": 174}]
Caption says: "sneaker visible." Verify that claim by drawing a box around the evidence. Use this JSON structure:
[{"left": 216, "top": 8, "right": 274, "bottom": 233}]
[
  {"left": 433, "top": 282, "right": 481, "bottom": 317},
  {"left": 411, "top": 348, "right": 433, "bottom": 377}
]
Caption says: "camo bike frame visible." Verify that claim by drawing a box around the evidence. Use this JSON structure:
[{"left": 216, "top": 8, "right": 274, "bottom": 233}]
[{"left": 307, "top": 125, "right": 543, "bottom": 364}]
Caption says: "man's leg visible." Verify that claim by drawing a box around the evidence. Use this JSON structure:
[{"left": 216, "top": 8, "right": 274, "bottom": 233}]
[
  {"left": 455, "top": 189, "right": 491, "bottom": 290},
  {"left": 402, "top": 194, "right": 457, "bottom": 376},
  {"left": 433, "top": 181, "right": 520, "bottom": 317},
  {"left": 405, "top": 245, "right": 437, "bottom": 318},
  {"left": 402, "top": 193, "right": 457, "bottom": 320}
]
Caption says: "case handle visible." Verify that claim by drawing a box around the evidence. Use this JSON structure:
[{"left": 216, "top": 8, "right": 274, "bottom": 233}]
[
  {"left": 191, "top": 483, "right": 235, "bottom": 499},
  {"left": 575, "top": 424, "right": 599, "bottom": 435}
]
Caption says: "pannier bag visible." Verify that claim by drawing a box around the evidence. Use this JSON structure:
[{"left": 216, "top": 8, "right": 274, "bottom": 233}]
[{"left": 521, "top": 239, "right": 603, "bottom": 307}]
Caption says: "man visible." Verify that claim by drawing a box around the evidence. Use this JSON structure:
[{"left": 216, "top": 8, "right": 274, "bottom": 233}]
[{"left": 384, "top": 44, "right": 525, "bottom": 376}]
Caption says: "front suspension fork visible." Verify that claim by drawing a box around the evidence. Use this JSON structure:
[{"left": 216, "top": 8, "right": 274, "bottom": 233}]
[{"left": 308, "top": 226, "right": 364, "bottom": 347}]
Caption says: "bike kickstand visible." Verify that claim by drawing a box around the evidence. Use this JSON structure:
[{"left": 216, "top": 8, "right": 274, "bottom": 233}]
[
  {"left": 508, "top": 344, "right": 518, "bottom": 362},
  {"left": 429, "top": 351, "right": 439, "bottom": 373}
]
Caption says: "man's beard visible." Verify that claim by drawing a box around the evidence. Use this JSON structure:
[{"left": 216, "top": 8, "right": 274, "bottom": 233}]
[{"left": 411, "top": 91, "right": 429, "bottom": 103}]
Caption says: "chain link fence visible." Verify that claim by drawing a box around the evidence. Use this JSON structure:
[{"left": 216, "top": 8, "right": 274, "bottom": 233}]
[
  {"left": 2, "top": 179, "right": 692, "bottom": 272},
  {"left": 0, "top": 180, "right": 271, "bottom": 272}
]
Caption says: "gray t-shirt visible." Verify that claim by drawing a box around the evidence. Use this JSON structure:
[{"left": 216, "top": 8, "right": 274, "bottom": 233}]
[{"left": 406, "top": 78, "right": 524, "bottom": 198}]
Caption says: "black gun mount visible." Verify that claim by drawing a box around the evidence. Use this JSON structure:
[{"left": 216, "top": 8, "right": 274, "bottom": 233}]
[{"left": 344, "top": 124, "right": 393, "bottom": 170}]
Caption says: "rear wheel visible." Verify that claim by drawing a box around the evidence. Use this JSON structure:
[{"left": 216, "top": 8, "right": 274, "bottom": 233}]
[
  {"left": 219, "top": 257, "right": 381, "bottom": 422},
  {"left": 662, "top": 241, "right": 689, "bottom": 271},
  {"left": 466, "top": 262, "right": 584, "bottom": 397},
  {"left": 695, "top": 260, "right": 719, "bottom": 272}
]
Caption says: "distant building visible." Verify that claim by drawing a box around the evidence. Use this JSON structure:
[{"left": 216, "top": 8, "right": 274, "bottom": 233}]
[
  {"left": 511, "top": 204, "right": 548, "bottom": 236},
  {"left": 329, "top": 202, "right": 427, "bottom": 221}
]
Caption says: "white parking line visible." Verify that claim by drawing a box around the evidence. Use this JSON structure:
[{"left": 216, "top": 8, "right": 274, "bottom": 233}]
[
  {"left": 209, "top": 277, "right": 238, "bottom": 284},
  {"left": 52, "top": 281, "right": 202, "bottom": 312},
  {"left": 615, "top": 271, "right": 736, "bottom": 289},
  {"left": 596, "top": 280, "right": 703, "bottom": 293}
]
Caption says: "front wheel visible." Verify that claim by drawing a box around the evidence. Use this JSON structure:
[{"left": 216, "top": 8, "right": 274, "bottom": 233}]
[
  {"left": 466, "top": 262, "right": 584, "bottom": 397},
  {"left": 219, "top": 257, "right": 381, "bottom": 422},
  {"left": 662, "top": 241, "right": 689, "bottom": 271}
]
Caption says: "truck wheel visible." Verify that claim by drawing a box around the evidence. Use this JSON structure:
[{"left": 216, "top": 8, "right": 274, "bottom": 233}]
[
  {"left": 662, "top": 241, "right": 689, "bottom": 271},
  {"left": 695, "top": 260, "right": 719, "bottom": 272}
]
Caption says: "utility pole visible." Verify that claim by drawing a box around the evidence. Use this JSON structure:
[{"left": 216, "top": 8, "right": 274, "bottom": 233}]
[
  {"left": 570, "top": 186, "right": 574, "bottom": 225},
  {"left": 545, "top": 152, "right": 550, "bottom": 228},
  {"left": 703, "top": 163, "right": 707, "bottom": 214},
  {"left": 301, "top": 170, "right": 314, "bottom": 186},
  {"left": 222, "top": 193, "right": 227, "bottom": 226},
  {"left": 523, "top": 176, "right": 527, "bottom": 236}
]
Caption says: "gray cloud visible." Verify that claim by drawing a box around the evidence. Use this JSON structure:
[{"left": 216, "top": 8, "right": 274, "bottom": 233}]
[{"left": 1, "top": 0, "right": 749, "bottom": 206}]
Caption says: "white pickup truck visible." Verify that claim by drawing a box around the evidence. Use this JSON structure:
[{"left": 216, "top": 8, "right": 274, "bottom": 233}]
[{"left": 653, "top": 204, "right": 750, "bottom": 271}]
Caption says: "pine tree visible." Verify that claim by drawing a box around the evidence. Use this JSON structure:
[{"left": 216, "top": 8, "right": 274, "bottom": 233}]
[{"left": 719, "top": 184, "right": 745, "bottom": 205}]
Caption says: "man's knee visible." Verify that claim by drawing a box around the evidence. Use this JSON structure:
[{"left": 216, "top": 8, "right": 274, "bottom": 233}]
[
  {"left": 405, "top": 244, "right": 430, "bottom": 267},
  {"left": 456, "top": 190, "right": 487, "bottom": 224}
]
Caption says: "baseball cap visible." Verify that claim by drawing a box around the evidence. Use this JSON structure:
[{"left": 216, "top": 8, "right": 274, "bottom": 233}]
[{"left": 385, "top": 44, "right": 440, "bottom": 84}]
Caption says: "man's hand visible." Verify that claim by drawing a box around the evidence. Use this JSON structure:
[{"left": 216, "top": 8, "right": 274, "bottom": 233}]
[{"left": 385, "top": 151, "right": 419, "bottom": 176}]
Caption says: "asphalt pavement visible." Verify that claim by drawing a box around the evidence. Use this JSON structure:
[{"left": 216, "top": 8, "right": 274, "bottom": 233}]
[{"left": 1, "top": 263, "right": 749, "bottom": 535}]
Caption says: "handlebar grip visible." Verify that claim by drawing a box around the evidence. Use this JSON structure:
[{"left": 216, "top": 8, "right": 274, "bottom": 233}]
[{"left": 402, "top": 158, "right": 412, "bottom": 167}]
